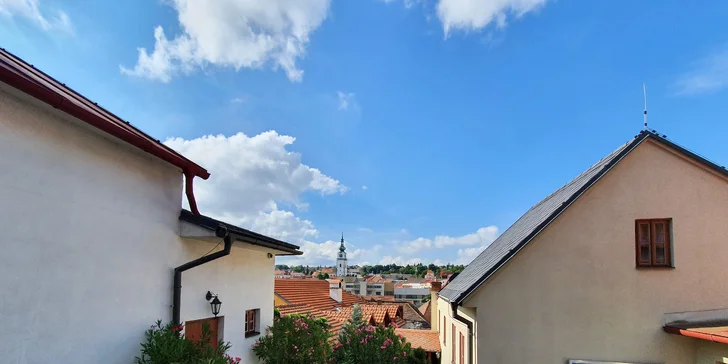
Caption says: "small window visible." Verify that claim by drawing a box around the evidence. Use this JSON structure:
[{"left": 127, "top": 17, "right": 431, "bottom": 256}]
[
  {"left": 635, "top": 219, "right": 672, "bottom": 267},
  {"left": 443, "top": 316, "right": 446, "bottom": 344},
  {"left": 245, "top": 309, "right": 260, "bottom": 338},
  {"left": 459, "top": 332, "right": 465, "bottom": 364},
  {"left": 451, "top": 324, "right": 455, "bottom": 363}
]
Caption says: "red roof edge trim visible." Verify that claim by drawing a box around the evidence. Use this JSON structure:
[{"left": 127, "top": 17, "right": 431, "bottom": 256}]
[
  {"left": 0, "top": 49, "right": 210, "bottom": 215},
  {"left": 663, "top": 326, "right": 728, "bottom": 345}
]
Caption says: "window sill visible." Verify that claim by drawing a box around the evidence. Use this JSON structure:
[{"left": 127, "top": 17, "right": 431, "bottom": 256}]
[
  {"left": 245, "top": 331, "right": 260, "bottom": 338},
  {"left": 635, "top": 265, "right": 675, "bottom": 270}
]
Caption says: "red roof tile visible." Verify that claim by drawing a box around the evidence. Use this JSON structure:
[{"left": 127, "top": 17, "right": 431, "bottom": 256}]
[{"left": 395, "top": 329, "right": 441, "bottom": 353}]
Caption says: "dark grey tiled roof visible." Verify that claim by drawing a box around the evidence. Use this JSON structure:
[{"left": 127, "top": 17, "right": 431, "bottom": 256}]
[{"left": 439, "top": 132, "right": 647, "bottom": 303}]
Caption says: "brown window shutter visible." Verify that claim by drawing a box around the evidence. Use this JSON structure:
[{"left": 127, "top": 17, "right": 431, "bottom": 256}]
[
  {"left": 460, "top": 333, "right": 465, "bottom": 364},
  {"left": 452, "top": 324, "right": 455, "bottom": 362}
]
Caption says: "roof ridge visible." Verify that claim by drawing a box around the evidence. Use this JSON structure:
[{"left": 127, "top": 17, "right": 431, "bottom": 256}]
[{"left": 439, "top": 132, "right": 649, "bottom": 304}]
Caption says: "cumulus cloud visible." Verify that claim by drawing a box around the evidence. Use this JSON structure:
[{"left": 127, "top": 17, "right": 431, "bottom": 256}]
[
  {"left": 380, "top": 256, "right": 423, "bottom": 265},
  {"left": 674, "top": 46, "right": 728, "bottom": 96},
  {"left": 283, "top": 240, "right": 367, "bottom": 266},
  {"left": 456, "top": 246, "right": 487, "bottom": 264},
  {"left": 397, "top": 226, "right": 499, "bottom": 255},
  {"left": 165, "top": 130, "right": 346, "bottom": 243},
  {"left": 121, "top": 0, "right": 331, "bottom": 82},
  {"left": 436, "top": 0, "right": 547, "bottom": 36},
  {"left": 0, "top": 0, "right": 72, "bottom": 33},
  {"left": 337, "top": 91, "right": 357, "bottom": 111}
]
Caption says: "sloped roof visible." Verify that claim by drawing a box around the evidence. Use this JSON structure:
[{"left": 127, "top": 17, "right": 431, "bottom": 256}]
[
  {"left": 418, "top": 301, "right": 431, "bottom": 323},
  {"left": 403, "top": 303, "right": 429, "bottom": 326},
  {"left": 440, "top": 130, "right": 728, "bottom": 304},
  {"left": 275, "top": 279, "right": 364, "bottom": 312},
  {"left": 180, "top": 210, "right": 301, "bottom": 255},
  {"left": 395, "top": 329, "right": 441, "bottom": 353},
  {"left": 275, "top": 303, "right": 314, "bottom": 316},
  {"left": 0, "top": 48, "right": 209, "bottom": 180}
]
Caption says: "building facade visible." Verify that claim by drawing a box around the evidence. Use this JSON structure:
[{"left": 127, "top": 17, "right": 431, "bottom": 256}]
[
  {"left": 336, "top": 234, "right": 348, "bottom": 277},
  {"left": 0, "top": 50, "right": 301, "bottom": 364},
  {"left": 437, "top": 131, "right": 728, "bottom": 364}
]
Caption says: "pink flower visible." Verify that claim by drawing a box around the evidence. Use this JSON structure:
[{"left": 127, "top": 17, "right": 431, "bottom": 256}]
[{"left": 403, "top": 352, "right": 407, "bottom": 356}]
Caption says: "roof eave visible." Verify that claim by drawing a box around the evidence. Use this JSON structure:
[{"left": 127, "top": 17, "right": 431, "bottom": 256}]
[
  {"left": 452, "top": 131, "right": 652, "bottom": 305},
  {"left": 179, "top": 210, "right": 303, "bottom": 256}
]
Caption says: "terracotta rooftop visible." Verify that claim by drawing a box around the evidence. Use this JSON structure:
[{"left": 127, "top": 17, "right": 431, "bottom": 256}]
[
  {"left": 362, "top": 296, "right": 396, "bottom": 303},
  {"left": 338, "top": 305, "right": 392, "bottom": 326},
  {"left": 395, "top": 329, "right": 441, "bottom": 353},
  {"left": 418, "top": 301, "right": 431, "bottom": 323},
  {"left": 275, "top": 279, "right": 363, "bottom": 312},
  {"left": 275, "top": 303, "right": 314, "bottom": 316}
]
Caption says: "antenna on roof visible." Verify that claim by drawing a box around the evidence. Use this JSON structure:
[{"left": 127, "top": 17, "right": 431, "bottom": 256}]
[{"left": 643, "top": 83, "right": 648, "bottom": 130}]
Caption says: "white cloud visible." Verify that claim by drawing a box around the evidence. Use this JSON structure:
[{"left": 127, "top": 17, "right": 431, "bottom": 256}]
[
  {"left": 337, "top": 91, "right": 357, "bottom": 111},
  {"left": 456, "top": 246, "right": 487, "bottom": 264},
  {"left": 0, "top": 0, "right": 72, "bottom": 33},
  {"left": 397, "top": 226, "right": 499, "bottom": 255},
  {"left": 121, "top": 0, "right": 331, "bottom": 82},
  {"left": 165, "top": 130, "right": 346, "bottom": 244},
  {"left": 361, "top": 185, "right": 368, "bottom": 190},
  {"left": 381, "top": 0, "right": 420, "bottom": 9},
  {"left": 379, "top": 256, "right": 422, "bottom": 265},
  {"left": 674, "top": 46, "right": 728, "bottom": 96},
  {"left": 230, "top": 97, "right": 245, "bottom": 104},
  {"left": 436, "top": 0, "right": 547, "bottom": 36},
  {"left": 282, "top": 240, "right": 366, "bottom": 266}
]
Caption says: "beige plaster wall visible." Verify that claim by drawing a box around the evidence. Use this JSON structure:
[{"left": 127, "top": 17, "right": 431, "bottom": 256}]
[
  {"left": 464, "top": 139, "right": 728, "bottom": 363},
  {"left": 696, "top": 342, "right": 728, "bottom": 364}
]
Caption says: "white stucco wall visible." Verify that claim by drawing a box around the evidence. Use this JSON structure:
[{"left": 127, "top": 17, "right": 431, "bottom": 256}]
[
  {"left": 463, "top": 139, "right": 728, "bottom": 363},
  {"left": 0, "top": 85, "right": 273, "bottom": 363},
  {"left": 179, "top": 238, "right": 277, "bottom": 363}
]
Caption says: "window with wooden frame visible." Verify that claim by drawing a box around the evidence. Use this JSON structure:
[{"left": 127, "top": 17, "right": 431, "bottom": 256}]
[
  {"left": 443, "top": 316, "right": 446, "bottom": 344},
  {"left": 459, "top": 332, "right": 465, "bottom": 364},
  {"left": 451, "top": 324, "right": 455, "bottom": 363},
  {"left": 245, "top": 309, "right": 260, "bottom": 338},
  {"left": 635, "top": 219, "right": 672, "bottom": 267}
]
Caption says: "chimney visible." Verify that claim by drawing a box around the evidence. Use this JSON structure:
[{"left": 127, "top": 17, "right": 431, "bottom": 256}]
[
  {"left": 430, "top": 281, "right": 442, "bottom": 332},
  {"left": 330, "top": 280, "right": 343, "bottom": 304}
]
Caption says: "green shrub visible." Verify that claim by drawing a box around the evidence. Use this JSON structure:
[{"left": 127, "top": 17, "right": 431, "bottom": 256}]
[
  {"left": 332, "top": 305, "right": 427, "bottom": 364},
  {"left": 135, "top": 320, "right": 241, "bottom": 364},
  {"left": 252, "top": 314, "right": 332, "bottom": 364}
]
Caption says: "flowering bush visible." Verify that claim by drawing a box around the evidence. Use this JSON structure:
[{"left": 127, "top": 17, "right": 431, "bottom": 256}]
[
  {"left": 333, "top": 306, "right": 427, "bottom": 364},
  {"left": 252, "top": 314, "right": 332, "bottom": 364},
  {"left": 135, "top": 320, "right": 241, "bottom": 364}
]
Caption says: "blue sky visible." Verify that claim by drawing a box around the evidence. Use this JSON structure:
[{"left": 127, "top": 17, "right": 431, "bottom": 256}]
[{"left": 3, "top": 0, "right": 728, "bottom": 267}]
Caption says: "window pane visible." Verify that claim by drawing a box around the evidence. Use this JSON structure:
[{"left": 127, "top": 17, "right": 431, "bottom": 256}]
[
  {"left": 639, "top": 223, "right": 650, "bottom": 243},
  {"left": 654, "top": 222, "right": 666, "bottom": 243},
  {"left": 655, "top": 245, "right": 666, "bottom": 264},
  {"left": 640, "top": 244, "right": 651, "bottom": 263}
]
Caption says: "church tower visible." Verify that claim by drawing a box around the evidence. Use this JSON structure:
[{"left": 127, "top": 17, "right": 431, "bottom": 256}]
[{"left": 336, "top": 233, "right": 348, "bottom": 277}]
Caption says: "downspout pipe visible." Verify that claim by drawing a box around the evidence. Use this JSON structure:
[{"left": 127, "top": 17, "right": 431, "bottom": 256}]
[
  {"left": 451, "top": 302, "right": 474, "bottom": 364},
  {"left": 173, "top": 225, "right": 232, "bottom": 326}
]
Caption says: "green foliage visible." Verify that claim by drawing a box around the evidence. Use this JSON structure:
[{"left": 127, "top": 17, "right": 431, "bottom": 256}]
[
  {"left": 252, "top": 314, "right": 332, "bottom": 364},
  {"left": 359, "top": 263, "right": 465, "bottom": 277},
  {"left": 135, "top": 320, "right": 241, "bottom": 364},
  {"left": 333, "top": 306, "right": 427, "bottom": 364},
  {"left": 323, "top": 273, "right": 330, "bottom": 279},
  {"left": 317, "top": 272, "right": 325, "bottom": 280}
]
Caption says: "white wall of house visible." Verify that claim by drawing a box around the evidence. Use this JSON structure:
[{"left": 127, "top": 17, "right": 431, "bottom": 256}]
[
  {"left": 462, "top": 139, "right": 728, "bottom": 363},
  {"left": 179, "top": 238, "right": 277, "bottom": 363},
  {"left": 0, "top": 84, "right": 272, "bottom": 363}
]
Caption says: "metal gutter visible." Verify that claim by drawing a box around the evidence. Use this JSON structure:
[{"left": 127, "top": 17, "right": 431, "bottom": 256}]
[{"left": 173, "top": 225, "right": 232, "bottom": 326}]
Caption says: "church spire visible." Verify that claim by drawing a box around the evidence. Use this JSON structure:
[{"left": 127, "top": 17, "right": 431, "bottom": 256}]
[{"left": 339, "top": 233, "right": 346, "bottom": 252}]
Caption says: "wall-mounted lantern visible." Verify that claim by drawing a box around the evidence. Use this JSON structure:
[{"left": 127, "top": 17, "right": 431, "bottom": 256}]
[{"left": 206, "top": 291, "right": 222, "bottom": 317}]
